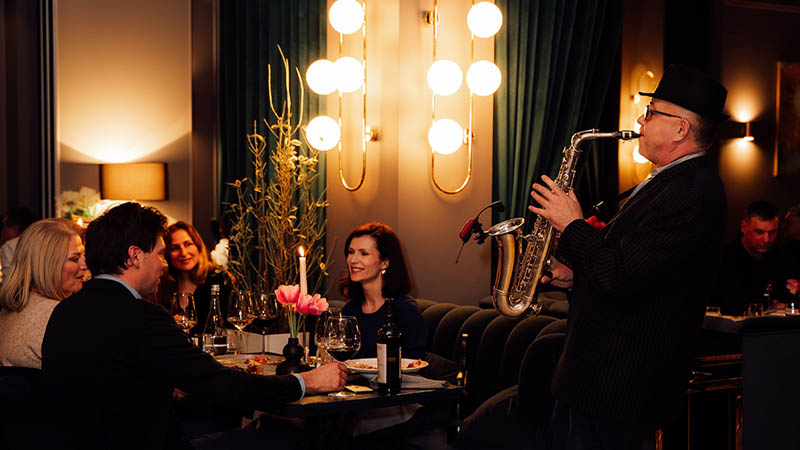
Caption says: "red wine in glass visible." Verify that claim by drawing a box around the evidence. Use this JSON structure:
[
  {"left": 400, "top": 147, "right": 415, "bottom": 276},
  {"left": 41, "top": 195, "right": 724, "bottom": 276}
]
[{"left": 327, "top": 347, "right": 358, "bottom": 362}]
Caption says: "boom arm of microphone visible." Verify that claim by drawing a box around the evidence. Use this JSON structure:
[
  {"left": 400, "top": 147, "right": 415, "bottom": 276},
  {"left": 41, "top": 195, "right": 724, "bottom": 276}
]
[{"left": 455, "top": 200, "right": 505, "bottom": 263}]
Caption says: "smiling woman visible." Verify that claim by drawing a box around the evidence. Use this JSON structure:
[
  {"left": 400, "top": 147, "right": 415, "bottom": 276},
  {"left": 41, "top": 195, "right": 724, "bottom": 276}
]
[
  {"left": 154, "top": 221, "right": 232, "bottom": 335},
  {"left": 339, "top": 223, "right": 427, "bottom": 360},
  {"left": 0, "top": 219, "right": 86, "bottom": 369}
]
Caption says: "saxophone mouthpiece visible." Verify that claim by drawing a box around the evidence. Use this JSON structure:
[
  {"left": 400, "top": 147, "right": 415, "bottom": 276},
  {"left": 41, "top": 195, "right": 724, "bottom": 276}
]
[{"left": 615, "top": 130, "right": 641, "bottom": 140}]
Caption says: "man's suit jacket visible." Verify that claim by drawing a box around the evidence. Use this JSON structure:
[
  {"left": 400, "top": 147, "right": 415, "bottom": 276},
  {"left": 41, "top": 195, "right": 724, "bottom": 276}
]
[
  {"left": 552, "top": 155, "right": 726, "bottom": 428},
  {"left": 41, "top": 278, "right": 301, "bottom": 450}
]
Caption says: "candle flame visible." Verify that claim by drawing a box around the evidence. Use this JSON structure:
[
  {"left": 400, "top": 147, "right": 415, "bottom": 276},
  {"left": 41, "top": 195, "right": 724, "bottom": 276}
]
[
  {"left": 77, "top": 217, "right": 84, "bottom": 227},
  {"left": 298, "top": 246, "right": 305, "bottom": 257}
]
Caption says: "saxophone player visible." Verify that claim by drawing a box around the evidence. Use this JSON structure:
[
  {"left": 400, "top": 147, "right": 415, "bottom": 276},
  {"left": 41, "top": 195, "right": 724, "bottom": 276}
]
[{"left": 529, "top": 64, "right": 728, "bottom": 450}]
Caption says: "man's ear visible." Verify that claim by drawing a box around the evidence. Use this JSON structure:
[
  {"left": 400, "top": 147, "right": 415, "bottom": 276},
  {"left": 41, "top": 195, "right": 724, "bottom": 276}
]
[
  {"left": 740, "top": 219, "right": 748, "bottom": 234},
  {"left": 127, "top": 245, "right": 141, "bottom": 269}
]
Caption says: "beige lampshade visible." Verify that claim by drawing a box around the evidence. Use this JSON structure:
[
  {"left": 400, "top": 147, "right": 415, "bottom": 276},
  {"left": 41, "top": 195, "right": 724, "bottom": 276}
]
[{"left": 101, "top": 162, "right": 166, "bottom": 200}]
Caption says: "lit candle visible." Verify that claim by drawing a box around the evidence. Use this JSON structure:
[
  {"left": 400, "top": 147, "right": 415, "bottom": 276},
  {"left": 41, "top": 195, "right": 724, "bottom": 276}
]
[{"left": 298, "top": 246, "right": 308, "bottom": 297}]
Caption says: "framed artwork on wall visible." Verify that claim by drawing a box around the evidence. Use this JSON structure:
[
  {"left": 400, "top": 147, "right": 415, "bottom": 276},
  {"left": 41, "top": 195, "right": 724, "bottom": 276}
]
[{"left": 775, "top": 61, "right": 800, "bottom": 176}]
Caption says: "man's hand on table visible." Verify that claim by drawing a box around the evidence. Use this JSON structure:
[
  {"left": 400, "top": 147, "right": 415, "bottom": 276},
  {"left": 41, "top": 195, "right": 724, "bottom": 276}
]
[{"left": 300, "top": 362, "right": 348, "bottom": 394}]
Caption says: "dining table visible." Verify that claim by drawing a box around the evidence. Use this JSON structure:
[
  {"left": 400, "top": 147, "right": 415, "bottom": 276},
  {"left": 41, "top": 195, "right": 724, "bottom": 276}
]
[{"left": 216, "top": 354, "right": 464, "bottom": 449}]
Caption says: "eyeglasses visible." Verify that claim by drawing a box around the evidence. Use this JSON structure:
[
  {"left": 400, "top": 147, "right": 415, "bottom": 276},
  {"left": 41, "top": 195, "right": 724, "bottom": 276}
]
[{"left": 644, "top": 105, "right": 685, "bottom": 122}]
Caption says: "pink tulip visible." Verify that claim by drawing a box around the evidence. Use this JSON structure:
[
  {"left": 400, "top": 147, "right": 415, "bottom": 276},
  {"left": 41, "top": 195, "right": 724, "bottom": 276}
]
[
  {"left": 307, "top": 294, "right": 329, "bottom": 315},
  {"left": 296, "top": 293, "right": 312, "bottom": 315},
  {"left": 274, "top": 284, "right": 301, "bottom": 307},
  {"left": 788, "top": 279, "right": 800, "bottom": 296}
]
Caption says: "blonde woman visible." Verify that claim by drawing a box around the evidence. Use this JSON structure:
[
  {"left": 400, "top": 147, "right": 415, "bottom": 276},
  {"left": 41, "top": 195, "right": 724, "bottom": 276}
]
[{"left": 0, "top": 218, "right": 87, "bottom": 368}]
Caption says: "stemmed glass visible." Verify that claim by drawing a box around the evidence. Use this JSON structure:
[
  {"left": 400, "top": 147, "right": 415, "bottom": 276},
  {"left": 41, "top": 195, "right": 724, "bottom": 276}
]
[
  {"left": 313, "top": 307, "right": 341, "bottom": 366},
  {"left": 170, "top": 292, "right": 197, "bottom": 335},
  {"left": 322, "top": 315, "right": 361, "bottom": 398},
  {"left": 227, "top": 290, "right": 255, "bottom": 355},
  {"left": 251, "top": 292, "right": 279, "bottom": 355}
]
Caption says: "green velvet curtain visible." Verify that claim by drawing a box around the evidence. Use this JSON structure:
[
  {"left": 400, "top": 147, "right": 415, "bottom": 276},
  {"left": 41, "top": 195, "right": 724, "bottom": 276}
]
[
  {"left": 218, "top": 0, "right": 327, "bottom": 210},
  {"left": 493, "top": 0, "right": 625, "bottom": 226}
]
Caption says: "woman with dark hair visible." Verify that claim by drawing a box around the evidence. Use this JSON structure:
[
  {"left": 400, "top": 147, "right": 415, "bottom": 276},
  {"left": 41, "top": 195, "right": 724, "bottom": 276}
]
[
  {"left": 155, "top": 221, "right": 231, "bottom": 335},
  {"left": 340, "top": 223, "right": 427, "bottom": 359}
]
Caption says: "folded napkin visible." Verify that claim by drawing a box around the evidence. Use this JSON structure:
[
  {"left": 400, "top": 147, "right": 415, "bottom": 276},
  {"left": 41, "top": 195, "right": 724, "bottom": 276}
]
[{"left": 367, "top": 374, "right": 448, "bottom": 390}]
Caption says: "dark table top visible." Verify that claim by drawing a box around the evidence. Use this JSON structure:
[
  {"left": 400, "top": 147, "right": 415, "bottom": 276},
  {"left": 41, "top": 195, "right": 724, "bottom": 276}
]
[{"left": 261, "top": 384, "right": 462, "bottom": 418}]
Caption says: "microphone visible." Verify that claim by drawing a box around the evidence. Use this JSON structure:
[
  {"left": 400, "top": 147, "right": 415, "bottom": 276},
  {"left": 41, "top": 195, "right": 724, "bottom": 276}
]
[{"left": 455, "top": 200, "right": 505, "bottom": 263}]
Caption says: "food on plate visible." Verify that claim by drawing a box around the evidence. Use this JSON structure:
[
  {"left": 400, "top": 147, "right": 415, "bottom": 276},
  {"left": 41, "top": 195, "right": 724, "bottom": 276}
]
[
  {"left": 351, "top": 361, "right": 378, "bottom": 370},
  {"left": 405, "top": 359, "right": 424, "bottom": 369}
]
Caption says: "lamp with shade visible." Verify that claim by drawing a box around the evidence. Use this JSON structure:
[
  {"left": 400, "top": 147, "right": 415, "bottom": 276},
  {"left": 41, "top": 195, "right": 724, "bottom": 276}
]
[{"left": 101, "top": 162, "right": 167, "bottom": 201}]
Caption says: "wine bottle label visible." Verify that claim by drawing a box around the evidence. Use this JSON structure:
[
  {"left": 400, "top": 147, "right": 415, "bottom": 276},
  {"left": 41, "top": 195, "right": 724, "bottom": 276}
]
[{"left": 377, "top": 343, "right": 387, "bottom": 383}]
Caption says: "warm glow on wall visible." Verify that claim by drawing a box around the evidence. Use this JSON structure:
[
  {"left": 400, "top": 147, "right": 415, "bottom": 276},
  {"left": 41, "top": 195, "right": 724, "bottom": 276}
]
[{"left": 56, "top": 2, "right": 191, "bottom": 164}]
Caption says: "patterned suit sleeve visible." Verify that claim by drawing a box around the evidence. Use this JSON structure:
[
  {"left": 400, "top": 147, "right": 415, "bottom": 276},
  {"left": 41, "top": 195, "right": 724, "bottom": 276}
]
[{"left": 557, "top": 186, "right": 713, "bottom": 301}]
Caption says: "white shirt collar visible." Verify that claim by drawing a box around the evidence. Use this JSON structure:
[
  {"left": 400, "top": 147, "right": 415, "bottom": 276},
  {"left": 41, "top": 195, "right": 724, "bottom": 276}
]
[{"left": 94, "top": 274, "right": 142, "bottom": 299}]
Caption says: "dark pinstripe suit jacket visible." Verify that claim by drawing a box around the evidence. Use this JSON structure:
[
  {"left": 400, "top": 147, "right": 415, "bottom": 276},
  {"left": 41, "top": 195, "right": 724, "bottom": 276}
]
[
  {"left": 552, "top": 154, "right": 726, "bottom": 427},
  {"left": 41, "top": 278, "right": 302, "bottom": 450}
]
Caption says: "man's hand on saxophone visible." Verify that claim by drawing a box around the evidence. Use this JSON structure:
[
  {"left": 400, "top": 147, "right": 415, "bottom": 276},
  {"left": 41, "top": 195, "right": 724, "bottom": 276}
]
[
  {"left": 528, "top": 174, "right": 583, "bottom": 232},
  {"left": 541, "top": 257, "right": 574, "bottom": 289}
]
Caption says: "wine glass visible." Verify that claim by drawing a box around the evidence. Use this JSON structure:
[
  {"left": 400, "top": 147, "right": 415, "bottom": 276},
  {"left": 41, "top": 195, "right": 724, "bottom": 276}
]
[
  {"left": 227, "top": 290, "right": 254, "bottom": 355},
  {"left": 171, "top": 292, "right": 197, "bottom": 335},
  {"left": 251, "top": 292, "right": 279, "bottom": 355},
  {"left": 322, "top": 315, "right": 361, "bottom": 398},
  {"left": 313, "top": 307, "right": 341, "bottom": 365}
]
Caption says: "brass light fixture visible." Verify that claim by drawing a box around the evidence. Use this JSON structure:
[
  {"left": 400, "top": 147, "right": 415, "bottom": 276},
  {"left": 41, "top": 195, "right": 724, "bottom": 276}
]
[
  {"left": 305, "top": 0, "right": 377, "bottom": 192},
  {"left": 426, "top": 0, "right": 502, "bottom": 195}
]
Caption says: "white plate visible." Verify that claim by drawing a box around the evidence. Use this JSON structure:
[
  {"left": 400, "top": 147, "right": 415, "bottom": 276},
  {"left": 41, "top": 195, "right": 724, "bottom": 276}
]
[
  {"left": 346, "top": 358, "right": 428, "bottom": 374},
  {"left": 215, "top": 354, "right": 281, "bottom": 373}
]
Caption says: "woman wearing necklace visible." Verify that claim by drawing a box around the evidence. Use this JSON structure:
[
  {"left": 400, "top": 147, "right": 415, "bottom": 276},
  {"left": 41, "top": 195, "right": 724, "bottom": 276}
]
[{"left": 340, "top": 223, "right": 427, "bottom": 360}]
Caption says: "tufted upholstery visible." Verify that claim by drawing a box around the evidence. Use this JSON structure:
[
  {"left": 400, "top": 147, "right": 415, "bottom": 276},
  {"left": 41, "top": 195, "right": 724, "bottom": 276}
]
[
  {"left": 468, "top": 316, "right": 521, "bottom": 412},
  {"left": 429, "top": 306, "right": 480, "bottom": 361},
  {"left": 421, "top": 303, "right": 459, "bottom": 349},
  {"left": 517, "top": 332, "right": 566, "bottom": 421},
  {"left": 498, "top": 315, "right": 558, "bottom": 390}
]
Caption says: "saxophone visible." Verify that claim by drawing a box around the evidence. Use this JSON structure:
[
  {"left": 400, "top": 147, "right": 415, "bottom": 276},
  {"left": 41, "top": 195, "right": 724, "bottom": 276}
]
[{"left": 488, "top": 129, "right": 640, "bottom": 317}]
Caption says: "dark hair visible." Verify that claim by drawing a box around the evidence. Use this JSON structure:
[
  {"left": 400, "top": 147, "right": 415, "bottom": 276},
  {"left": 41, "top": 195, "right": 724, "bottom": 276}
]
[
  {"left": 4, "top": 207, "right": 38, "bottom": 232},
  {"left": 744, "top": 200, "right": 779, "bottom": 222},
  {"left": 338, "top": 223, "right": 411, "bottom": 302},
  {"left": 86, "top": 202, "right": 167, "bottom": 275}
]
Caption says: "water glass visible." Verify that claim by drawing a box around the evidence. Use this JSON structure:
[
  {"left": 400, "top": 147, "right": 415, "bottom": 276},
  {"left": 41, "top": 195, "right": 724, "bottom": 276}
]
[{"left": 786, "top": 302, "right": 799, "bottom": 316}]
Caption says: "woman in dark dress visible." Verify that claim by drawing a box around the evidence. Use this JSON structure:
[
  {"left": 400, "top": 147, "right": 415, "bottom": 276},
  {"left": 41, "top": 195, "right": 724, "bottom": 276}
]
[
  {"left": 340, "top": 223, "right": 427, "bottom": 359},
  {"left": 156, "top": 221, "right": 231, "bottom": 335}
]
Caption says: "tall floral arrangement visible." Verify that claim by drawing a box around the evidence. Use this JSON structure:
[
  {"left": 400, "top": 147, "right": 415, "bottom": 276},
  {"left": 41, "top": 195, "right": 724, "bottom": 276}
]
[{"left": 226, "top": 47, "right": 330, "bottom": 296}]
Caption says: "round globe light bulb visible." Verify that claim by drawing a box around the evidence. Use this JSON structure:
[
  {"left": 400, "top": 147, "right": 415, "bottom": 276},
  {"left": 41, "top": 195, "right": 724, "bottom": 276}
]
[
  {"left": 426, "top": 60, "right": 463, "bottom": 96},
  {"left": 328, "top": 0, "right": 364, "bottom": 35},
  {"left": 306, "top": 116, "right": 341, "bottom": 151},
  {"left": 466, "top": 60, "right": 502, "bottom": 96},
  {"left": 334, "top": 57, "right": 364, "bottom": 93},
  {"left": 428, "top": 119, "right": 464, "bottom": 155},
  {"left": 306, "top": 59, "right": 336, "bottom": 95},
  {"left": 467, "top": 2, "right": 503, "bottom": 38}
]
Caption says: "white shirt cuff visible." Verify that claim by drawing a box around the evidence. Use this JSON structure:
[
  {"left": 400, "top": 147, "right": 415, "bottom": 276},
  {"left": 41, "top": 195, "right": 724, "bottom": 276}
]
[{"left": 291, "top": 373, "right": 306, "bottom": 399}]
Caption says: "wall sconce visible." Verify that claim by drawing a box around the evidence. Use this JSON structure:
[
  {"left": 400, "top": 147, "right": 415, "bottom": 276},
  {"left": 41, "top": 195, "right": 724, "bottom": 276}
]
[
  {"left": 305, "top": 0, "right": 377, "bottom": 192},
  {"left": 426, "top": 0, "right": 502, "bottom": 195},
  {"left": 742, "top": 121, "right": 754, "bottom": 142},
  {"left": 101, "top": 162, "right": 167, "bottom": 201}
]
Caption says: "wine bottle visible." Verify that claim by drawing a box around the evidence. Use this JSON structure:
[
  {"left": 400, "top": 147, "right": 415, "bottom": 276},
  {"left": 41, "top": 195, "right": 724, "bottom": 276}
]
[
  {"left": 203, "top": 284, "right": 228, "bottom": 356},
  {"left": 377, "top": 298, "right": 402, "bottom": 395}
]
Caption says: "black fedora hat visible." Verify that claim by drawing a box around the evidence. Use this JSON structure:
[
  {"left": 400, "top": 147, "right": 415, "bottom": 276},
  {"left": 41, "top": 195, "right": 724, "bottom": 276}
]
[{"left": 639, "top": 64, "right": 729, "bottom": 121}]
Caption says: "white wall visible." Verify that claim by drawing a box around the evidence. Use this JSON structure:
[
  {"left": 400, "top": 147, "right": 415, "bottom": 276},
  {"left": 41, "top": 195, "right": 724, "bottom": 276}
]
[
  {"left": 324, "top": 0, "right": 493, "bottom": 304},
  {"left": 55, "top": 0, "right": 192, "bottom": 223}
]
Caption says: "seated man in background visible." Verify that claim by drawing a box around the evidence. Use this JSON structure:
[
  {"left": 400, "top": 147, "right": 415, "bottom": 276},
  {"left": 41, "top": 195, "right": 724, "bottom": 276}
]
[
  {"left": 713, "top": 200, "right": 787, "bottom": 315},
  {"left": 41, "top": 202, "right": 347, "bottom": 450}
]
